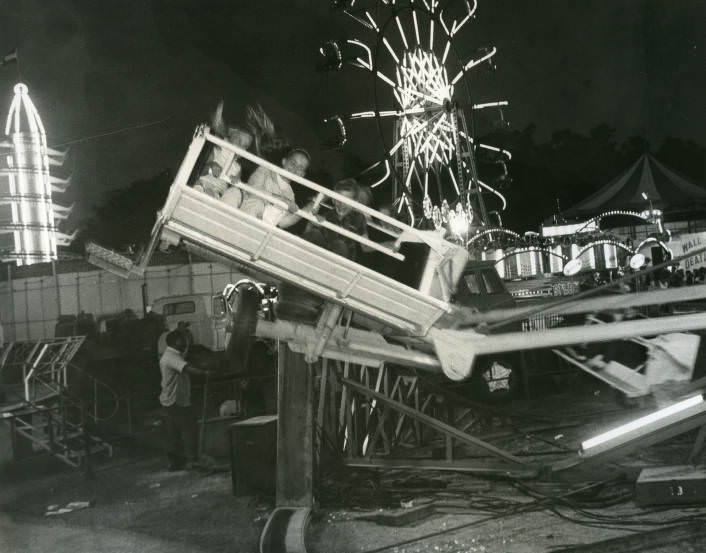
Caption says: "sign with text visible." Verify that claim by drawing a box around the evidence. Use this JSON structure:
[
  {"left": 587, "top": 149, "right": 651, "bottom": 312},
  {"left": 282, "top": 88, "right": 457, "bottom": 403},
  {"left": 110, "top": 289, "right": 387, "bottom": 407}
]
[{"left": 673, "top": 232, "right": 706, "bottom": 270}]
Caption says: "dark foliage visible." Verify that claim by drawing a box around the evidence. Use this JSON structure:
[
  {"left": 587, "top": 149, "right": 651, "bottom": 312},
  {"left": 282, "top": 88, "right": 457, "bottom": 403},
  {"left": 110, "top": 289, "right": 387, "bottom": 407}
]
[{"left": 77, "top": 169, "right": 173, "bottom": 251}]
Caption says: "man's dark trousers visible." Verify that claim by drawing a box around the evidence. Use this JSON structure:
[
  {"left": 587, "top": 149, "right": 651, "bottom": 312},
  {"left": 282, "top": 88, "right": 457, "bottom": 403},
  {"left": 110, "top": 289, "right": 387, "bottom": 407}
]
[{"left": 164, "top": 404, "right": 197, "bottom": 469}]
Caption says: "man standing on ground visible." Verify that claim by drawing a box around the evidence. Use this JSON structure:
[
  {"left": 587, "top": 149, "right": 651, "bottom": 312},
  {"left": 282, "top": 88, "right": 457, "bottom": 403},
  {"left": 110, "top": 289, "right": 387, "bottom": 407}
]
[{"left": 159, "top": 330, "right": 211, "bottom": 471}]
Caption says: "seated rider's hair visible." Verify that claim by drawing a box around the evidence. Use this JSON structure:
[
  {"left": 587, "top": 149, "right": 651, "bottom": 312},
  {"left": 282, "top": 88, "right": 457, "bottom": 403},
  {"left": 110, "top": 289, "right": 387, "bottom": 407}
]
[
  {"left": 283, "top": 146, "right": 311, "bottom": 163},
  {"left": 334, "top": 178, "right": 359, "bottom": 195}
]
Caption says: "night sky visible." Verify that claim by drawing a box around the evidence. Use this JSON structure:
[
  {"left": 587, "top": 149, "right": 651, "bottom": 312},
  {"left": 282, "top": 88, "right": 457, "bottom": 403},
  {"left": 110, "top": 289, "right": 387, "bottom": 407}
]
[{"left": 1, "top": 0, "right": 704, "bottom": 225}]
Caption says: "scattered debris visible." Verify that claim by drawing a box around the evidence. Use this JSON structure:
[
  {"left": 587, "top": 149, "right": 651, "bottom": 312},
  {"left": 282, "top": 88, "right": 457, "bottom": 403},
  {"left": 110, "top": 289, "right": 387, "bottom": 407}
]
[
  {"left": 45, "top": 500, "right": 93, "bottom": 516},
  {"left": 356, "top": 503, "right": 437, "bottom": 527}
]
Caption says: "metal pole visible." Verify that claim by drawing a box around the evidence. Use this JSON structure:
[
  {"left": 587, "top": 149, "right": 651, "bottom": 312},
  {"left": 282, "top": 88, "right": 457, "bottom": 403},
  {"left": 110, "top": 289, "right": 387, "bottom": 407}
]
[
  {"left": 93, "top": 378, "right": 98, "bottom": 421},
  {"left": 187, "top": 252, "right": 194, "bottom": 294},
  {"left": 75, "top": 273, "right": 81, "bottom": 313},
  {"left": 51, "top": 260, "right": 61, "bottom": 317},
  {"left": 6, "top": 264, "right": 14, "bottom": 341},
  {"left": 24, "top": 280, "right": 29, "bottom": 338},
  {"left": 97, "top": 272, "right": 104, "bottom": 316},
  {"left": 39, "top": 278, "right": 46, "bottom": 339}
]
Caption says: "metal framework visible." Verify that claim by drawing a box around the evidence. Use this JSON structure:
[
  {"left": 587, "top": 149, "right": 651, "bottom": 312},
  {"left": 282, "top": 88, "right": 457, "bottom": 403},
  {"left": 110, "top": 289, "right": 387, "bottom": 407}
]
[
  {"left": 323, "top": 0, "right": 510, "bottom": 234},
  {"left": 0, "top": 337, "right": 114, "bottom": 468},
  {"left": 137, "top": 122, "right": 706, "bottom": 552}
]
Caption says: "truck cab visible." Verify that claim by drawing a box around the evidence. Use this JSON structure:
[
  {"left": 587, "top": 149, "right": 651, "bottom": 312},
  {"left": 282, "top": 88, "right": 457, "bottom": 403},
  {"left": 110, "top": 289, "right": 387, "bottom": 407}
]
[
  {"left": 152, "top": 293, "right": 229, "bottom": 353},
  {"left": 454, "top": 261, "right": 515, "bottom": 312}
]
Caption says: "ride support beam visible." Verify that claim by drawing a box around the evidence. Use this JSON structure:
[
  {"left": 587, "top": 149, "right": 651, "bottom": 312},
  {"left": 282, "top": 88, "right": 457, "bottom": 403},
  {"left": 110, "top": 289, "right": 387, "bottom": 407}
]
[
  {"left": 443, "top": 284, "right": 706, "bottom": 328},
  {"left": 256, "top": 319, "right": 441, "bottom": 371},
  {"left": 341, "top": 377, "right": 532, "bottom": 468},
  {"left": 276, "top": 342, "right": 314, "bottom": 508},
  {"left": 431, "top": 312, "right": 706, "bottom": 381}
]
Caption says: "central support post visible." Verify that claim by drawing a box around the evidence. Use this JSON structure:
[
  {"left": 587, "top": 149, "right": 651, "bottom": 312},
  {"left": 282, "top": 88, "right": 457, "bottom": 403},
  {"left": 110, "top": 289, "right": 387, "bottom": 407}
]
[
  {"left": 260, "top": 342, "right": 314, "bottom": 552},
  {"left": 276, "top": 341, "right": 314, "bottom": 507}
]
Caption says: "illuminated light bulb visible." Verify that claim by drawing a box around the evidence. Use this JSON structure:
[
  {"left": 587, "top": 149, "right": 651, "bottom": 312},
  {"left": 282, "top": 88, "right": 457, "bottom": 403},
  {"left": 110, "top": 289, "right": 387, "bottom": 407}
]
[
  {"left": 431, "top": 205, "right": 442, "bottom": 229},
  {"left": 440, "top": 199, "right": 450, "bottom": 219},
  {"left": 449, "top": 204, "right": 469, "bottom": 237},
  {"left": 423, "top": 194, "right": 433, "bottom": 218}
]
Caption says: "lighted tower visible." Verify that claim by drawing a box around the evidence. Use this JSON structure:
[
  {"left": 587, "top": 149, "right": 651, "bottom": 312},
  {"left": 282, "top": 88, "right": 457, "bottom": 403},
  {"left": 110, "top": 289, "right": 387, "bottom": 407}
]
[{"left": 0, "top": 83, "right": 73, "bottom": 265}]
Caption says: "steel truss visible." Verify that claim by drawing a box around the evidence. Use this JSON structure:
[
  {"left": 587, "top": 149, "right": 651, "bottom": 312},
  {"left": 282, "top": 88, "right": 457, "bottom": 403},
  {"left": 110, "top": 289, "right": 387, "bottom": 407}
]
[
  {"left": 0, "top": 337, "right": 114, "bottom": 468},
  {"left": 315, "top": 358, "right": 537, "bottom": 477}
]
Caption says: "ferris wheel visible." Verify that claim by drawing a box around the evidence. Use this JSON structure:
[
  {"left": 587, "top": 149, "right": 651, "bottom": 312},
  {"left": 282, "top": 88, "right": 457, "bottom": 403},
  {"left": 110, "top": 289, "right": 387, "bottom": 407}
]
[{"left": 321, "top": 0, "right": 511, "bottom": 237}]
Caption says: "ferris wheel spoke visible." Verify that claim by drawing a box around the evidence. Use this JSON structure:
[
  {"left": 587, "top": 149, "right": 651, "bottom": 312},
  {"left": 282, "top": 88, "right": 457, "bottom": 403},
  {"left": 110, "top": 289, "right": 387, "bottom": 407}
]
[
  {"left": 464, "top": 46, "right": 497, "bottom": 71},
  {"left": 477, "top": 179, "right": 507, "bottom": 210},
  {"left": 441, "top": 40, "right": 452, "bottom": 65},
  {"left": 477, "top": 142, "right": 512, "bottom": 160},
  {"left": 472, "top": 101, "right": 509, "bottom": 110},
  {"left": 370, "top": 159, "right": 391, "bottom": 188},
  {"left": 412, "top": 11, "right": 421, "bottom": 44},
  {"left": 450, "top": 46, "right": 497, "bottom": 85},
  {"left": 404, "top": 161, "right": 416, "bottom": 190},
  {"left": 364, "top": 10, "right": 380, "bottom": 32},
  {"left": 343, "top": 9, "right": 375, "bottom": 31},
  {"left": 395, "top": 16, "right": 409, "bottom": 49},
  {"left": 347, "top": 39, "right": 373, "bottom": 70},
  {"left": 460, "top": 132, "right": 512, "bottom": 160},
  {"left": 445, "top": 0, "right": 477, "bottom": 36},
  {"left": 382, "top": 37, "right": 400, "bottom": 64}
]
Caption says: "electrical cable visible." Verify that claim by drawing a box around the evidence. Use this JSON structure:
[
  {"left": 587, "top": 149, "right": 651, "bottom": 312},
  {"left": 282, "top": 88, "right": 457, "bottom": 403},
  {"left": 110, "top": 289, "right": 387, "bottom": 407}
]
[
  {"left": 358, "top": 479, "right": 617, "bottom": 553},
  {"left": 51, "top": 116, "right": 173, "bottom": 148}
]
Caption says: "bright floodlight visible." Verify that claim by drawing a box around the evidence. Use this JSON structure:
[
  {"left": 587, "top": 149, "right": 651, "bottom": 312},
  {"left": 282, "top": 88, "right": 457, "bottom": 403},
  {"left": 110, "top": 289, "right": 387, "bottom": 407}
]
[{"left": 580, "top": 395, "right": 706, "bottom": 456}]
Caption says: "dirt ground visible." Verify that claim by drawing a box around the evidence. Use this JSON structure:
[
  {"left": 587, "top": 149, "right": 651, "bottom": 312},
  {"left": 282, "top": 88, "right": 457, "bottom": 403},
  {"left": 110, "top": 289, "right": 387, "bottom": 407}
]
[{"left": 2, "top": 390, "right": 706, "bottom": 553}]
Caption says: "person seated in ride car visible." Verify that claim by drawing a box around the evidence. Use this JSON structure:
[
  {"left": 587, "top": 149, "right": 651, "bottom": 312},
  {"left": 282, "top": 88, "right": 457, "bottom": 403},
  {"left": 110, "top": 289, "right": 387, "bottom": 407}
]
[
  {"left": 303, "top": 178, "right": 369, "bottom": 261},
  {"left": 194, "top": 101, "right": 254, "bottom": 202},
  {"left": 240, "top": 147, "right": 312, "bottom": 229}
]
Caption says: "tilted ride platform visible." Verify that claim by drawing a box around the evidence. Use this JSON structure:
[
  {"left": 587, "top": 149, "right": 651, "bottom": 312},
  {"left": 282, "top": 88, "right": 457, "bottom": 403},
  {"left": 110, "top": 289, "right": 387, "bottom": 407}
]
[
  {"left": 127, "top": 124, "right": 706, "bottom": 552},
  {"left": 134, "top": 125, "right": 706, "bottom": 381}
]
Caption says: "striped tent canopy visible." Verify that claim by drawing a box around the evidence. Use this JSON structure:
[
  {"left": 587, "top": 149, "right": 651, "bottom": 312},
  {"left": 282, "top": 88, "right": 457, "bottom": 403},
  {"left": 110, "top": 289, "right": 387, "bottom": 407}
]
[{"left": 565, "top": 154, "right": 706, "bottom": 218}]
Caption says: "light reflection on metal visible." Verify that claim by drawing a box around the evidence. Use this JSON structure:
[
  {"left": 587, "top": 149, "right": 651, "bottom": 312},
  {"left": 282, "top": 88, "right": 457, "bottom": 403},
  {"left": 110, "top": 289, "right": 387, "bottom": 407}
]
[{"left": 1, "top": 83, "right": 72, "bottom": 265}]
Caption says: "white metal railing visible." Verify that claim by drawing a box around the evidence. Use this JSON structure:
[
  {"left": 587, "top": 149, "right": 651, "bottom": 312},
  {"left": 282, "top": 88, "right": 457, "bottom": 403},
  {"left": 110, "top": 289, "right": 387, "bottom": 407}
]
[
  {"left": 202, "top": 130, "right": 449, "bottom": 260},
  {"left": 230, "top": 178, "right": 404, "bottom": 260},
  {"left": 0, "top": 337, "right": 86, "bottom": 402}
]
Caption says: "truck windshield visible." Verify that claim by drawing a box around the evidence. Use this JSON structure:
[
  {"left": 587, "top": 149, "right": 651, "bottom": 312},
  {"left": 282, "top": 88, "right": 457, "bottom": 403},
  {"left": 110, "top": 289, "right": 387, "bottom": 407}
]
[
  {"left": 463, "top": 273, "right": 483, "bottom": 295},
  {"left": 481, "top": 270, "right": 503, "bottom": 294},
  {"left": 163, "top": 301, "right": 196, "bottom": 316}
]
